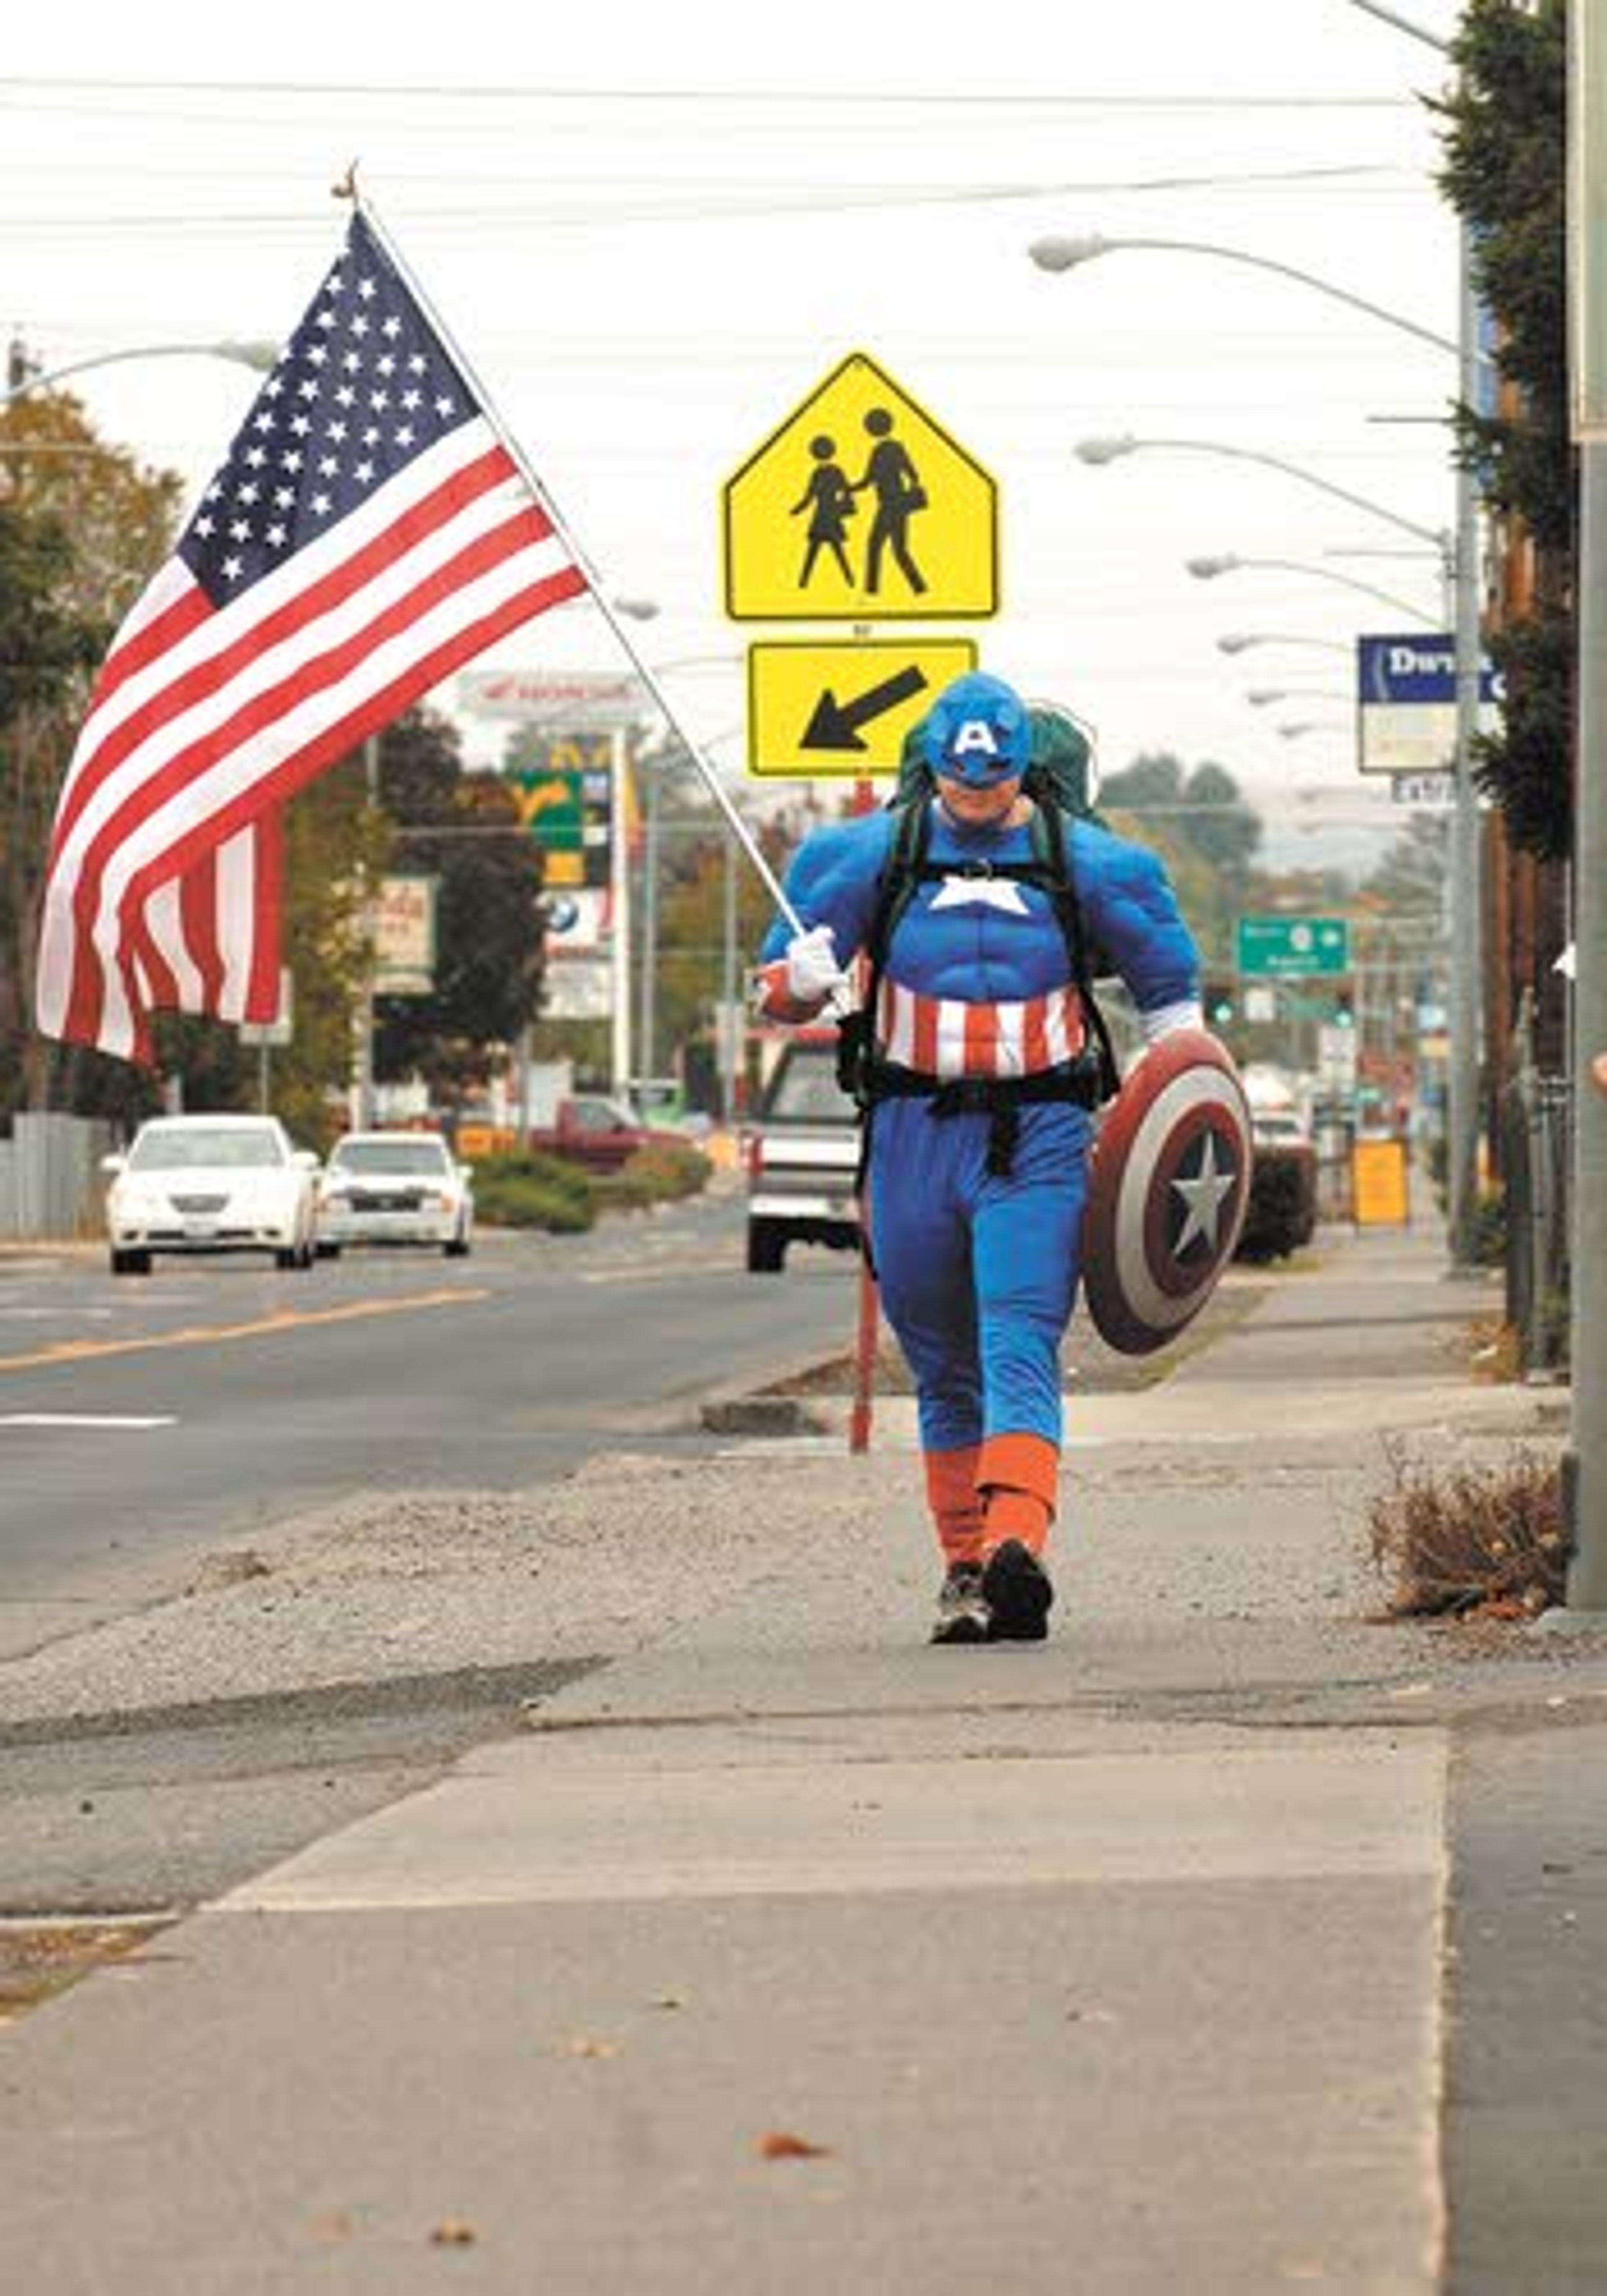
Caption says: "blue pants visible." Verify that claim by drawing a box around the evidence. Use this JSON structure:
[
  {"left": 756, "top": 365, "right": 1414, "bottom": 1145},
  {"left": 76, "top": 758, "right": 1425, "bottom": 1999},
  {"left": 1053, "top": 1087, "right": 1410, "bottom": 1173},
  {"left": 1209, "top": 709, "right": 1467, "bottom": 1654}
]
[{"left": 867, "top": 1097, "right": 1090, "bottom": 1455}]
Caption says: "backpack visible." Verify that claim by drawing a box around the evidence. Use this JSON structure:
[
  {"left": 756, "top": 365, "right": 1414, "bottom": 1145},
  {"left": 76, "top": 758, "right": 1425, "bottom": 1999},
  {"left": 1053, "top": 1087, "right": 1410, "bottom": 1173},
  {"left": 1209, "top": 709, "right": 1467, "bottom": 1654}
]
[{"left": 836, "top": 700, "right": 1120, "bottom": 1112}]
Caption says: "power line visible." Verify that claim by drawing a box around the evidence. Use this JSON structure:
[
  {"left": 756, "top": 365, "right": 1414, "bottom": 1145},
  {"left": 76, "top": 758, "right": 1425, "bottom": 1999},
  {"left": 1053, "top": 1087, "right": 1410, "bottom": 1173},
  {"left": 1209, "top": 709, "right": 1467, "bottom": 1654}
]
[{"left": 0, "top": 74, "right": 1425, "bottom": 111}]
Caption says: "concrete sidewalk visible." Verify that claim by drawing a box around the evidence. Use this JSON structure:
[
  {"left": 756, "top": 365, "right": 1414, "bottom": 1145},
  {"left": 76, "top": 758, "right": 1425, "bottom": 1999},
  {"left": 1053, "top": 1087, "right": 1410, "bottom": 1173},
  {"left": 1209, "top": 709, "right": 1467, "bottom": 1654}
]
[{"left": 2, "top": 1215, "right": 1601, "bottom": 2293}]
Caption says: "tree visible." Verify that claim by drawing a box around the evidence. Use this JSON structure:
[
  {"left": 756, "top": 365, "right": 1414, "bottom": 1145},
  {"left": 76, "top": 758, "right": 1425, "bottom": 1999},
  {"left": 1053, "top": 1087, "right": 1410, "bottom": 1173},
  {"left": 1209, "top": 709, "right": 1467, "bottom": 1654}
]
[
  {"left": 655, "top": 829, "right": 776, "bottom": 1066},
  {"left": 0, "top": 393, "right": 180, "bottom": 1120},
  {"left": 371, "top": 706, "right": 547, "bottom": 1110},
  {"left": 1099, "top": 750, "right": 1263, "bottom": 968},
  {"left": 1438, "top": 0, "right": 1572, "bottom": 860}
]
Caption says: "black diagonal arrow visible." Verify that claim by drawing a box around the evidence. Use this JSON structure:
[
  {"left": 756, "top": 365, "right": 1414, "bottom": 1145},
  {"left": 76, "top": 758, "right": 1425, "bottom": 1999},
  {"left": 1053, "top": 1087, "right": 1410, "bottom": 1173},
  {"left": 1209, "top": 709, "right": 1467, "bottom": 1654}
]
[{"left": 800, "top": 664, "right": 929, "bottom": 752}]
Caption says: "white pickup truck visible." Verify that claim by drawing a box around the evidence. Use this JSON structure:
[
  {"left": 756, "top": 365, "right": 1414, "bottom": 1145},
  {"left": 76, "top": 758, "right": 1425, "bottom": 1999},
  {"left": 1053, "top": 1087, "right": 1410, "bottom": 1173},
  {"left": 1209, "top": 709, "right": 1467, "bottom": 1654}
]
[{"left": 744, "top": 1031, "right": 864, "bottom": 1274}]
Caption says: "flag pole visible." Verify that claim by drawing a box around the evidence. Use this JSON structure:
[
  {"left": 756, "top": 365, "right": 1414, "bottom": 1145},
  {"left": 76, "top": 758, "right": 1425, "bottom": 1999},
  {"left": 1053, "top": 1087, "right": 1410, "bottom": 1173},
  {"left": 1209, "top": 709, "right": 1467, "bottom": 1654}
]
[{"left": 350, "top": 184, "right": 805, "bottom": 937}]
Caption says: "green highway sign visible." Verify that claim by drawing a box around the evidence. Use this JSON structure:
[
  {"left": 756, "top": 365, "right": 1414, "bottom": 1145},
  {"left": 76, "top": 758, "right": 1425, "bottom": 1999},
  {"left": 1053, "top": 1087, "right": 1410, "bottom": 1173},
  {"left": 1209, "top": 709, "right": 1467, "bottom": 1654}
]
[{"left": 1235, "top": 914, "right": 1351, "bottom": 978}]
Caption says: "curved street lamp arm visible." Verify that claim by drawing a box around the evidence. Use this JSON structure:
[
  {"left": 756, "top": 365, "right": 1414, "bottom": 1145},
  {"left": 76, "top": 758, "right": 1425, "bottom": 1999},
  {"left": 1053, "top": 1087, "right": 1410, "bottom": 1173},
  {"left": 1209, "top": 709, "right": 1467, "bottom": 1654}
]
[
  {"left": 1040, "top": 234, "right": 1460, "bottom": 357},
  {"left": 1088, "top": 435, "right": 1448, "bottom": 552},
  {"left": 1217, "top": 633, "right": 1352, "bottom": 655},
  {"left": 1187, "top": 553, "right": 1435, "bottom": 623},
  {"left": 0, "top": 340, "right": 277, "bottom": 410},
  {"left": 1344, "top": 0, "right": 1448, "bottom": 56}
]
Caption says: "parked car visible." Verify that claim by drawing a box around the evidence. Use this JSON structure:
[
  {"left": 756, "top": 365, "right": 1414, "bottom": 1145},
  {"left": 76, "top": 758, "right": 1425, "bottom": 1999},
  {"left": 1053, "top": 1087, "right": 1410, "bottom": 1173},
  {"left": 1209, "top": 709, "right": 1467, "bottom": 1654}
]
[
  {"left": 1250, "top": 1109, "right": 1314, "bottom": 1150},
  {"left": 745, "top": 1031, "right": 863, "bottom": 1274},
  {"left": 524, "top": 1094, "right": 658, "bottom": 1174},
  {"left": 1237, "top": 1110, "right": 1319, "bottom": 1261},
  {"left": 101, "top": 1114, "right": 320, "bottom": 1276},
  {"left": 316, "top": 1130, "right": 474, "bottom": 1258}
]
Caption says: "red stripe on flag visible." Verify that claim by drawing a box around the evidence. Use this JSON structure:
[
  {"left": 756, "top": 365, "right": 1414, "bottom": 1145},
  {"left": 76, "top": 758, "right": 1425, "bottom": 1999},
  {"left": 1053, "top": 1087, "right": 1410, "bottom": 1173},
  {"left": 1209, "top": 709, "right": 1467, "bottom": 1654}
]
[
  {"left": 244, "top": 813, "right": 284, "bottom": 1023},
  {"left": 127, "top": 898, "right": 182, "bottom": 1017},
  {"left": 180, "top": 846, "right": 226, "bottom": 1016}
]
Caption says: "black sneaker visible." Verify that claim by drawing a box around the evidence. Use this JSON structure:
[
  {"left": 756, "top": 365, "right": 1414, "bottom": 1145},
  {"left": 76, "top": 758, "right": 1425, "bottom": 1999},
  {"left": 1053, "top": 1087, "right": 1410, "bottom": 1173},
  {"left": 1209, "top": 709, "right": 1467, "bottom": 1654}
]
[
  {"left": 981, "top": 1539, "right": 1054, "bottom": 1642},
  {"left": 929, "top": 1561, "right": 990, "bottom": 1645}
]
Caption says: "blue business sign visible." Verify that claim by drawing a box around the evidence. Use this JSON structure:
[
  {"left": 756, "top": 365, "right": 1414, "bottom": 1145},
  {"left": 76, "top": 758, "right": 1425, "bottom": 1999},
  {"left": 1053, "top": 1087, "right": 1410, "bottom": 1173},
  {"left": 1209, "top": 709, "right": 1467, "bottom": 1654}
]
[{"left": 1356, "top": 634, "right": 1502, "bottom": 775}]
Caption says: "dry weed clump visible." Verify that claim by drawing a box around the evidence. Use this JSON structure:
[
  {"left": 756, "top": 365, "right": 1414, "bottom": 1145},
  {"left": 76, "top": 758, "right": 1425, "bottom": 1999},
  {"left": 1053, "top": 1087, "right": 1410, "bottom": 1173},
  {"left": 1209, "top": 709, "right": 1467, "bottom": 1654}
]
[{"left": 1366, "top": 1440, "right": 1567, "bottom": 1621}]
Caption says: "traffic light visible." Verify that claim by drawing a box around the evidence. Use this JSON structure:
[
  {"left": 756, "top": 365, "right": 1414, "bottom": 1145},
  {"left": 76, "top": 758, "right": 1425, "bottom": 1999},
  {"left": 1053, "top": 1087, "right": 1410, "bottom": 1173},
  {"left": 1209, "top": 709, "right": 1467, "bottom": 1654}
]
[
  {"left": 1332, "top": 989, "right": 1355, "bottom": 1030},
  {"left": 1204, "top": 978, "right": 1236, "bottom": 1028}
]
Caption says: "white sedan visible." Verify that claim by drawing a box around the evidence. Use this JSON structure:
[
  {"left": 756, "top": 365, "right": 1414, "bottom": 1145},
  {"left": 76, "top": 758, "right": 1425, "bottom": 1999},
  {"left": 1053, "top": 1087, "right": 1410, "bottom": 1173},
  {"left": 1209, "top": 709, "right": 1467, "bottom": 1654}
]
[
  {"left": 316, "top": 1131, "right": 474, "bottom": 1259},
  {"left": 102, "top": 1114, "right": 321, "bottom": 1276}
]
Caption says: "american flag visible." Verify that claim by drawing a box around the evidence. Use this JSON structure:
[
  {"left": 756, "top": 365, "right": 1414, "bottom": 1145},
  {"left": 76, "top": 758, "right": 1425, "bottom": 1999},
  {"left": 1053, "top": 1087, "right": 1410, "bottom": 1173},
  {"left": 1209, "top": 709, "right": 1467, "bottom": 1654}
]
[{"left": 36, "top": 207, "right": 588, "bottom": 1061}]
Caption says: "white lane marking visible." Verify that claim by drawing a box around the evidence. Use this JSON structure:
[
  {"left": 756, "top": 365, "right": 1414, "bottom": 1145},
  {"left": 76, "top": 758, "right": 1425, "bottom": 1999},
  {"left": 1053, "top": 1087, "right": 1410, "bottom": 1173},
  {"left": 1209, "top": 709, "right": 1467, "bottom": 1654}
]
[
  {"left": 0, "top": 1413, "right": 177, "bottom": 1429},
  {"left": 0, "top": 1307, "right": 114, "bottom": 1320}
]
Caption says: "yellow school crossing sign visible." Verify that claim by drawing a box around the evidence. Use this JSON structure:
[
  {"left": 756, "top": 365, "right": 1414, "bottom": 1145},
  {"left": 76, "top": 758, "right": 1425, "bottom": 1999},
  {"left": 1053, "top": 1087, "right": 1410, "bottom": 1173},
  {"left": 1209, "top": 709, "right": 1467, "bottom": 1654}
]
[
  {"left": 747, "top": 637, "right": 978, "bottom": 777},
  {"left": 723, "top": 352, "right": 999, "bottom": 622}
]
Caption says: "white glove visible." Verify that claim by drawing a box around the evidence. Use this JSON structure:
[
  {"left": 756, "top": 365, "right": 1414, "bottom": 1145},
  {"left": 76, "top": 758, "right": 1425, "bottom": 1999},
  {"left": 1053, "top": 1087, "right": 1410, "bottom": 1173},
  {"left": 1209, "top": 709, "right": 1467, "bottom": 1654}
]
[
  {"left": 784, "top": 923, "right": 849, "bottom": 1004},
  {"left": 1139, "top": 997, "right": 1204, "bottom": 1045}
]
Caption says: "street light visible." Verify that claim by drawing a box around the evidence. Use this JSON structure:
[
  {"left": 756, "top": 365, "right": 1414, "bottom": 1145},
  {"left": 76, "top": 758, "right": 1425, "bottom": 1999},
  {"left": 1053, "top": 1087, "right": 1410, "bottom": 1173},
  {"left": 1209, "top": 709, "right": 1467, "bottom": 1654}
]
[
  {"left": 1217, "top": 633, "right": 1350, "bottom": 657},
  {"left": 1062, "top": 206, "right": 1486, "bottom": 1272},
  {"left": 1246, "top": 688, "right": 1352, "bottom": 707},
  {"left": 1028, "top": 233, "right": 1465, "bottom": 359},
  {"left": 1074, "top": 435, "right": 1449, "bottom": 556},
  {"left": 1, "top": 339, "right": 278, "bottom": 408},
  {"left": 1277, "top": 720, "right": 1351, "bottom": 740},
  {"left": 1185, "top": 552, "right": 1435, "bottom": 625}
]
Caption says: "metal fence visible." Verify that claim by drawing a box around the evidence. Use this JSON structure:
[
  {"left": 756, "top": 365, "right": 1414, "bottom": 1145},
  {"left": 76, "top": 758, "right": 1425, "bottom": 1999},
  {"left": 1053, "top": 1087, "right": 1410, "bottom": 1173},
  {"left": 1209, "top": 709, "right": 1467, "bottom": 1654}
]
[
  {"left": 1502, "top": 1063, "right": 1573, "bottom": 1380},
  {"left": 0, "top": 1113, "right": 114, "bottom": 1240}
]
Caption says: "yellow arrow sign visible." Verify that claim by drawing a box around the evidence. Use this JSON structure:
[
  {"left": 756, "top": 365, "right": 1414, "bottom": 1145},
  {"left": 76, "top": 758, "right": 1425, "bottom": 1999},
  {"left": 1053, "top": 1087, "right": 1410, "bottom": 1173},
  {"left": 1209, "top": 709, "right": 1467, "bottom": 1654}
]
[
  {"left": 723, "top": 352, "right": 999, "bottom": 622},
  {"left": 747, "top": 639, "right": 978, "bottom": 777}
]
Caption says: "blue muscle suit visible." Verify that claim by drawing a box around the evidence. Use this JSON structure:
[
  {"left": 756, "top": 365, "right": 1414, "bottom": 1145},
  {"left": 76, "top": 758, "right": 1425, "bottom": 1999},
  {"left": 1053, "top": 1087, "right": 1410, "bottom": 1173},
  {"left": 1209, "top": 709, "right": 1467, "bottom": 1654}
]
[
  {"left": 761, "top": 802, "right": 1199, "bottom": 1454},
  {"left": 755, "top": 673, "right": 1200, "bottom": 1638}
]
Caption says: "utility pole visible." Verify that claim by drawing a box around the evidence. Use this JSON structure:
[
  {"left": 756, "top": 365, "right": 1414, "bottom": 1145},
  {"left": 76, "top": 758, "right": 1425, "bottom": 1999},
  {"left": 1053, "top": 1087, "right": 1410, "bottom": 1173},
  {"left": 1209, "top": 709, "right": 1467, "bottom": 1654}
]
[
  {"left": 1446, "top": 237, "right": 1486, "bottom": 1272},
  {"left": 1341, "top": 3, "right": 1486, "bottom": 1276},
  {"left": 637, "top": 744, "right": 665, "bottom": 1095},
  {"left": 350, "top": 735, "right": 380, "bottom": 1131},
  {"left": 1567, "top": 0, "right": 1607, "bottom": 1608},
  {"left": 609, "top": 724, "right": 632, "bottom": 1100}
]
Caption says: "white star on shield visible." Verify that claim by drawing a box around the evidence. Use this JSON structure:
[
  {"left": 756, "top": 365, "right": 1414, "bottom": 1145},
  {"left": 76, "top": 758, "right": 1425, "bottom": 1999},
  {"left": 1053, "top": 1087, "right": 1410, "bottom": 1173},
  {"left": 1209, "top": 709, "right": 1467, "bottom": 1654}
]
[{"left": 1170, "top": 1131, "right": 1237, "bottom": 1256}]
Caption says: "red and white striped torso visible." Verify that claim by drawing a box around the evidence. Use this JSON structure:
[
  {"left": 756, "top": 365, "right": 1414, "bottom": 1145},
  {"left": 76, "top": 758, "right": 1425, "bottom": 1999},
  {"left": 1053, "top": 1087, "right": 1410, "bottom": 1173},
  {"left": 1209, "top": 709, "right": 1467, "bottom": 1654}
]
[{"left": 875, "top": 975, "right": 1085, "bottom": 1080}]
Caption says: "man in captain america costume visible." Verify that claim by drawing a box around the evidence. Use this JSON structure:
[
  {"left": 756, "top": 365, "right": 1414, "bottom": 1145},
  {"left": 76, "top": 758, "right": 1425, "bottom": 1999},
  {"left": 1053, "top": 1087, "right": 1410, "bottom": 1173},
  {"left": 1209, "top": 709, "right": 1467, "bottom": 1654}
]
[{"left": 753, "top": 670, "right": 1202, "bottom": 1645}]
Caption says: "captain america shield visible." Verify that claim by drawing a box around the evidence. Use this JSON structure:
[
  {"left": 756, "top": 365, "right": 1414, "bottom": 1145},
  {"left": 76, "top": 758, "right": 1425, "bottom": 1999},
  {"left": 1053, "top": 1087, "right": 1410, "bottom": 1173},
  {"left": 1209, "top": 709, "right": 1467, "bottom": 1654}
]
[{"left": 1081, "top": 1028, "right": 1253, "bottom": 1356}]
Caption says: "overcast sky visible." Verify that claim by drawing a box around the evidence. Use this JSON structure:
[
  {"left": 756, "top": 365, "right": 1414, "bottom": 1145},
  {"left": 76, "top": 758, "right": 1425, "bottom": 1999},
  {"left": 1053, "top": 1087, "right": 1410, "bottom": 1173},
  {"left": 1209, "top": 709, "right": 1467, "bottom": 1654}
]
[{"left": 1, "top": 0, "right": 1470, "bottom": 860}]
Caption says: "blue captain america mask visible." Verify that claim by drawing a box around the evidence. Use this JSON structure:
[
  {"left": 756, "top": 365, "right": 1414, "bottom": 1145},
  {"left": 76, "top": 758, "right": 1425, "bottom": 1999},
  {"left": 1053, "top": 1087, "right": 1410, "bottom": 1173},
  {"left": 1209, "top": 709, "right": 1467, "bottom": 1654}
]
[{"left": 923, "top": 672, "right": 1032, "bottom": 788}]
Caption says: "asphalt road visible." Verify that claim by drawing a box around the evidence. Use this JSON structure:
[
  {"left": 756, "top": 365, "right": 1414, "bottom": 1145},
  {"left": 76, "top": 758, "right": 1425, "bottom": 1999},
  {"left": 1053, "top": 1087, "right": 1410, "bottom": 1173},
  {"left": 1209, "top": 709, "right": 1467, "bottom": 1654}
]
[
  {"left": 0, "top": 1185, "right": 870, "bottom": 1921},
  {"left": 0, "top": 1186, "right": 861, "bottom": 1659}
]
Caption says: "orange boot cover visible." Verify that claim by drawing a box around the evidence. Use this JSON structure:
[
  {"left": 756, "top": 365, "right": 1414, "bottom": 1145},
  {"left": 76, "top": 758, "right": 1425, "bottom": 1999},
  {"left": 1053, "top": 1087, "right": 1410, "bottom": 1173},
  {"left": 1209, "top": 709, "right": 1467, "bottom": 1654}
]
[
  {"left": 978, "top": 1432, "right": 1060, "bottom": 1557},
  {"left": 923, "top": 1445, "right": 984, "bottom": 1567}
]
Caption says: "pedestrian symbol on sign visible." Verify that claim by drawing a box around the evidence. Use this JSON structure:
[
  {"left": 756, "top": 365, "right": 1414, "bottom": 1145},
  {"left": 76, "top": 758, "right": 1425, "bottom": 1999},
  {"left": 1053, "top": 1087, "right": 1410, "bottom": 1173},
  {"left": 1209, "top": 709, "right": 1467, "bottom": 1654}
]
[
  {"left": 791, "top": 436, "right": 857, "bottom": 590},
  {"left": 851, "top": 406, "right": 928, "bottom": 598},
  {"left": 790, "top": 411, "right": 930, "bottom": 600}
]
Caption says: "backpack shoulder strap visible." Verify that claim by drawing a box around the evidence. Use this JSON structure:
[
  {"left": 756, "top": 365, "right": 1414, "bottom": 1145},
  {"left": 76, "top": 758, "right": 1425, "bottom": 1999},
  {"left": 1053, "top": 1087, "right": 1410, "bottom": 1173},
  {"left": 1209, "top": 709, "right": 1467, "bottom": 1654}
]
[
  {"left": 837, "top": 796, "right": 930, "bottom": 1112},
  {"left": 1032, "top": 806, "right": 1120, "bottom": 1101},
  {"left": 865, "top": 796, "right": 930, "bottom": 973}
]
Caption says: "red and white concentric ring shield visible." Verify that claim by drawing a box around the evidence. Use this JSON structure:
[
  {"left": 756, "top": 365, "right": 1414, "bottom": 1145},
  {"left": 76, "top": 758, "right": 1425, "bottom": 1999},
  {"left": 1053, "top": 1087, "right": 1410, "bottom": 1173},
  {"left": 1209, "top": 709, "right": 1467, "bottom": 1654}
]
[{"left": 1081, "top": 1028, "right": 1253, "bottom": 1356}]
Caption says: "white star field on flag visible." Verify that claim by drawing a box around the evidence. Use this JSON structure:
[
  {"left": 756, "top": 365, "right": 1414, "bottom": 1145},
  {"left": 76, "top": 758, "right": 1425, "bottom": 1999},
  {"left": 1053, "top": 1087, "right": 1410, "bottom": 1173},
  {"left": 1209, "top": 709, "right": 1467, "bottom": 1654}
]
[{"left": 180, "top": 216, "right": 476, "bottom": 601}]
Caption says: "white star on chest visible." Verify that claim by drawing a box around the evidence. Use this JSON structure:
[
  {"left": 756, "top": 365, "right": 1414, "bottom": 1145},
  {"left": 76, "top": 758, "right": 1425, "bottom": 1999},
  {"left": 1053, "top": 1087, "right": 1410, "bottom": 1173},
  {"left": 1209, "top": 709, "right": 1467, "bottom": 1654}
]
[
  {"left": 927, "top": 875, "right": 1030, "bottom": 917},
  {"left": 1171, "top": 1133, "right": 1238, "bottom": 1256}
]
